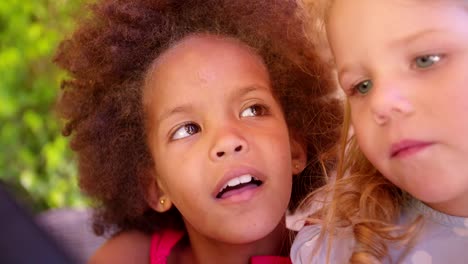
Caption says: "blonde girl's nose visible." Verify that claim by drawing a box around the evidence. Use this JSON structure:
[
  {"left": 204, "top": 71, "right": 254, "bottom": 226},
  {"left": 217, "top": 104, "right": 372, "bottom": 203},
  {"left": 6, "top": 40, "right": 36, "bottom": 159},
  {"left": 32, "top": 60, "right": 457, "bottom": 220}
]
[{"left": 370, "top": 81, "right": 414, "bottom": 125}]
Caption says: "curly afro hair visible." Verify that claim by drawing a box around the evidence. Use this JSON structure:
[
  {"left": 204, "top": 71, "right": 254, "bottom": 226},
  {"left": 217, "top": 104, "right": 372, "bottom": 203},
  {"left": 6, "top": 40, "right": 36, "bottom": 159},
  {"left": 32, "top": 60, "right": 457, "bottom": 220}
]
[{"left": 54, "top": 0, "right": 343, "bottom": 236}]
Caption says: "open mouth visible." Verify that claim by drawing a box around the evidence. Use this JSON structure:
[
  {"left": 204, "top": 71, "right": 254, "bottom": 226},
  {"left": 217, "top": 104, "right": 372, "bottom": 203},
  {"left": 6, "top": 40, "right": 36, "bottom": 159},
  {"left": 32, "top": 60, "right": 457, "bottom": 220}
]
[{"left": 216, "top": 174, "right": 263, "bottom": 199}]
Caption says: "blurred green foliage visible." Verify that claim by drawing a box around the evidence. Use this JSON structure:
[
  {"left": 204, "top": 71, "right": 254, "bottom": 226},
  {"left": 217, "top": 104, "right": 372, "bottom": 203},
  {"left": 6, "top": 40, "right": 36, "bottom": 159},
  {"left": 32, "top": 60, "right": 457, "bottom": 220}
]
[{"left": 0, "top": 0, "right": 88, "bottom": 212}]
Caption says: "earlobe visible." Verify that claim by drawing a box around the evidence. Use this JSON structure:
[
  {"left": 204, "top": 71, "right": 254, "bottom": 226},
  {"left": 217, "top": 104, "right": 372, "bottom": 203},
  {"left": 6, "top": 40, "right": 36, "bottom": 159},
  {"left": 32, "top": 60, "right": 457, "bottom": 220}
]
[
  {"left": 146, "top": 174, "right": 173, "bottom": 213},
  {"left": 292, "top": 160, "right": 306, "bottom": 175},
  {"left": 292, "top": 162, "right": 303, "bottom": 175},
  {"left": 290, "top": 137, "right": 307, "bottom": 175},
  {"left": 153, "top": 195, "right": 173, "bottom": 213}
]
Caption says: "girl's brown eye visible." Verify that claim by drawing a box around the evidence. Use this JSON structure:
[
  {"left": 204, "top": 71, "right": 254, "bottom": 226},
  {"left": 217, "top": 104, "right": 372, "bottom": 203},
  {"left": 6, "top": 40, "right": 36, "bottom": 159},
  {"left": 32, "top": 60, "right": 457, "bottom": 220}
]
[
  {"left": 240, "top": 104, "right": 268, "bottom": 117},
  {"left": 171, "top": 123, "right": 201, "bottom": 140}
]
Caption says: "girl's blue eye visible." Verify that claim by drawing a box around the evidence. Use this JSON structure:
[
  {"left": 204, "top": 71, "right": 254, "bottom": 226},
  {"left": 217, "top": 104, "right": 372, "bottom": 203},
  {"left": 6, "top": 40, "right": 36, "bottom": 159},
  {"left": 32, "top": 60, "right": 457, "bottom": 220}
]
[
  {"left": 171, "top": 123, "right": 200, "bottom": 140},
  {"left": 415, "top": 54, "right": 441, "bottom": 68},
  {"left": 240, "top": 104, "right": 268, "bottom": 117},
  {"left": 355, "top": 80, "right": 373, "bottom": 95}
]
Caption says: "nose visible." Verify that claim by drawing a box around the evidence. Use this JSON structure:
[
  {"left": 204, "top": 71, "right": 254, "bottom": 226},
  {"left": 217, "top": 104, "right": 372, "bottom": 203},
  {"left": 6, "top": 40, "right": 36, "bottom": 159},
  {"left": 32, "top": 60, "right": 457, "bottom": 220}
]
[
  {"left": 370, "top": 80, "right": 414, "bottom": 125},
  {"left": 209, "top": 125, "right": 248, "bottom": 161}
]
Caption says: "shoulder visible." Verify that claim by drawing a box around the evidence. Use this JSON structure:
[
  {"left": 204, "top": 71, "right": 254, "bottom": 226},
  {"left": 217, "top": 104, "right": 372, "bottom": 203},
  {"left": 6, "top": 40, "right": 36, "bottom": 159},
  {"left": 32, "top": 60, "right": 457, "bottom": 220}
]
[
  {"left": 88, "top": 230, "right": 152, "bottom": 264},
  {"left": 290, "top": 224, "right": 321, "bottom": 263},
  {"left": 291, "top": 224, "right": 355, "bottom": 264}
]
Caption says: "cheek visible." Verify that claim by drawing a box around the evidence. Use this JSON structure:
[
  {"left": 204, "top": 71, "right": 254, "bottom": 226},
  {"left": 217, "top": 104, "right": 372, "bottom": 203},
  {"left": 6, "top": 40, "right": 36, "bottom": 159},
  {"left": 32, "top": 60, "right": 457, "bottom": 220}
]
[
  {"left": 351, "top": 113, "right": 369, "bottom": 141},
  {"left": 269, "top": 133, "right": 292, "bottom": 163},
  {"left": 350, "top": 103, "right": 376, "bottom": 140},
  {"left": 353, "top": 125, "right": 378, "bottom": 161},
  {"left": 154, "top": 153, "right": 200, "bottom": 196},
  {"left": 163, "top": 176, "right": 204, "bottom": 211}
]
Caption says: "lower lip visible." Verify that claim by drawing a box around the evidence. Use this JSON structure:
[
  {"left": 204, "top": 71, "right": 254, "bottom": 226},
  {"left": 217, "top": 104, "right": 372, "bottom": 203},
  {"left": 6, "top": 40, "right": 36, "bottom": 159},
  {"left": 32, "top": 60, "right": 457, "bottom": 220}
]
[
  {"left": 216, "top": 185, "right": 261, "bottom": 204},
  {"left": 392, "top": 143, "right": 433, "bottom": 158}
]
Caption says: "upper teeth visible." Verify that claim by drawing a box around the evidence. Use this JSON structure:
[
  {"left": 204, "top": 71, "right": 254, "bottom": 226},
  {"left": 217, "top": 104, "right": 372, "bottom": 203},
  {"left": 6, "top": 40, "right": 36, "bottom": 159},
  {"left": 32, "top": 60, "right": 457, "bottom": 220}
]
[{"left": 219, "top": 174, "right": 255, "bottom": 193}]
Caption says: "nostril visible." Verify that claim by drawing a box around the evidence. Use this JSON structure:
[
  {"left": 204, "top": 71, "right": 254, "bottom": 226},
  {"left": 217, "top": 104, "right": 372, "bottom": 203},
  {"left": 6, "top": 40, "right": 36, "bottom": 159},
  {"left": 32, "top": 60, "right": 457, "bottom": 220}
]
[
  {"left": 216, "top": 151, "right": 225, "bottom": 157},
  {"left": 234, "top": 145, "right": 242, "bottom": 152}
]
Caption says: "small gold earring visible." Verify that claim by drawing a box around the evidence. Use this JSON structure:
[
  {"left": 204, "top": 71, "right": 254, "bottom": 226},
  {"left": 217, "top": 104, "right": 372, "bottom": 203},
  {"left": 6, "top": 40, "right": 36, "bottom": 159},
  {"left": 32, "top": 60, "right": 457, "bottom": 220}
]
[
  {"left": 159, "top": 199, "right": 165, "bottom": 205},
  {"left": 294, "top": 164, "right": 299, "bottom": 170}
]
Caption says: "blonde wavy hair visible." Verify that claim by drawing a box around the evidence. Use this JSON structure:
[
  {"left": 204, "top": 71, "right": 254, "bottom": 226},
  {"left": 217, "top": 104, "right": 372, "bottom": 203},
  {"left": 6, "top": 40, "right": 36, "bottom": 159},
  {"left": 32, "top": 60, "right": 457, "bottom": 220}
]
[{"left": 304, "top": 101, "right": 423, "bottom": 263}]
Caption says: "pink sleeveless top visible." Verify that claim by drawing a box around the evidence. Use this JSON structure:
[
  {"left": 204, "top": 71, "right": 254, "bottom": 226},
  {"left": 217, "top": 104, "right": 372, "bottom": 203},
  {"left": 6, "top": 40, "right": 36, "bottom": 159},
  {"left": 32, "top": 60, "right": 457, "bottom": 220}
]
[{"left": 150, "top": 229, "right": 291, "bottom": 264}]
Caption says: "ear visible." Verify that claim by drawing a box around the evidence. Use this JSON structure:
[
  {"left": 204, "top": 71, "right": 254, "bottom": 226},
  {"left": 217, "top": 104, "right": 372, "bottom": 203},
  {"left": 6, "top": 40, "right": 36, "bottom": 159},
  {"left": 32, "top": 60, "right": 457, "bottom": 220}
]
[
  {"left": 146, "top": 171, "right": 173, "bottom": 213},
  {"left": 290, "top": 136, "right": 307, "bottom": 175}
]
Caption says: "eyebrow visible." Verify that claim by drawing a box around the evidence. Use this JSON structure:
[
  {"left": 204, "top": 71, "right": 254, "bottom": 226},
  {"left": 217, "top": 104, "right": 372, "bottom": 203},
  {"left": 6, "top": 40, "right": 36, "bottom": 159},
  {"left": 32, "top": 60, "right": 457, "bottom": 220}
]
[
  {"left": 157, "top": 85, "right": 267, "bottom": 124},
  {"left": 388, "top": 28, "right": 444, "bottom": 49},
  {"left": 337, "top": 65, "right": 353, "bottom": 83},
  {"left": 230, "top": 85, "right": 263, "bottom": 101},
  {"left": 157, "top": 104, "right": 194, "bottom": 124},
  {"left": 337, "top": 29, "right": 445, "bottom": 81}
]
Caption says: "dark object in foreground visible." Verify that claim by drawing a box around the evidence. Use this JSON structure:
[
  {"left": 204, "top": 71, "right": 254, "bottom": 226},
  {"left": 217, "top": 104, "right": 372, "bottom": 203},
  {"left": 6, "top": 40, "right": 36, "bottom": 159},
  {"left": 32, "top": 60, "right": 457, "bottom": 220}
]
[{"left": 0, "top": 183, "right": 77, "bottom": 264}]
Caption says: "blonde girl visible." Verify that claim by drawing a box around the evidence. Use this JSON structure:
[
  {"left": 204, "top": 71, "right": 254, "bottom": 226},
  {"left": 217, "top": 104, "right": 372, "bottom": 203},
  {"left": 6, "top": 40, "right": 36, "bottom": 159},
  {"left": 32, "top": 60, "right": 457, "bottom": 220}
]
[{"left": 293, "top": 0, "right": 468, "bottom": 263}]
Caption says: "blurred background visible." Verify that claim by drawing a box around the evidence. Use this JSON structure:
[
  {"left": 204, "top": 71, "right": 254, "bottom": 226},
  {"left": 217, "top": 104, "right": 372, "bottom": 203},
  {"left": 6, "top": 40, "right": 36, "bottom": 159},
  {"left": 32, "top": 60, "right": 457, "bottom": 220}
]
[{"left": 0, "top": 0, "right": 88, "bottom": 213}]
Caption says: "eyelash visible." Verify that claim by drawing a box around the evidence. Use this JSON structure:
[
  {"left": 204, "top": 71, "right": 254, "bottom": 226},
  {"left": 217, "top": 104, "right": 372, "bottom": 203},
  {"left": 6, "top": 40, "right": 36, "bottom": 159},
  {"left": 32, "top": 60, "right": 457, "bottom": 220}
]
[
  {"left": 240, "top": 103, "right": 270, "bottom": 117},
  {"left": 344, "top": 79, "right": 371, "bottom": 97},
  {"left": 345, "top": 53, "right": 443, "bottom": 97},
  {"left": 411, "top": 54, "right": 443, "bottom": 70},
  {"left": 170, "top": 122, "right": 201, "bottom": 141},
  {"left": 168, "top": 103, "right": 270, "bottom": 141}
]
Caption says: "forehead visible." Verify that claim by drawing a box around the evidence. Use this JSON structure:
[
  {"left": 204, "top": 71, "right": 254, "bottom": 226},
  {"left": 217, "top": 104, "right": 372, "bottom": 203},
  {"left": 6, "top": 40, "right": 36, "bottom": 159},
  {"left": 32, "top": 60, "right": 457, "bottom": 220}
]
[
  {"left": 145, "top": 34, "right": 266, "bottom": 87},
  {"left": 154, "top": 34, "right": 265, "bottom": 73},
  {"left": 327, "top": 0, "right": 468, "bottom": 60},
  {"left": 142, "top": 34, "right": 272, "bottom": 114},
  {"left": 149, "top": 34, "right": 267, "bottom": 84},
  {"left": 328, "top": 0, "right": 466, "bottom": 35}
]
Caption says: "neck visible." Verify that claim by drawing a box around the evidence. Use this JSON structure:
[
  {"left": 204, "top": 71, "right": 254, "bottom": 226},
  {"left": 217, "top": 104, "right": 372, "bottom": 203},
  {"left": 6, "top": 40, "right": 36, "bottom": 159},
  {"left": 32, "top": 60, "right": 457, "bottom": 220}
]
[
  {"left": 178, "top": 220, "right": 290, "bottom": 264},
  {"left": 428, "top": 194, "right": 468, "bottom": 217}
]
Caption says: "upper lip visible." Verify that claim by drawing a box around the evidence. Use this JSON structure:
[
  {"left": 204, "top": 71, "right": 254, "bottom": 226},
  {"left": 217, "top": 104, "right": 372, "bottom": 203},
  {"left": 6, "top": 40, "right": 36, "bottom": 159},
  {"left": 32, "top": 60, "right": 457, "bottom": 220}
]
[
  {"left": 390, "top": 139, "right": 433, "bottom": 157},
  {"left": 212, "top": 166, "right": 265, "bottom": 198}
]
